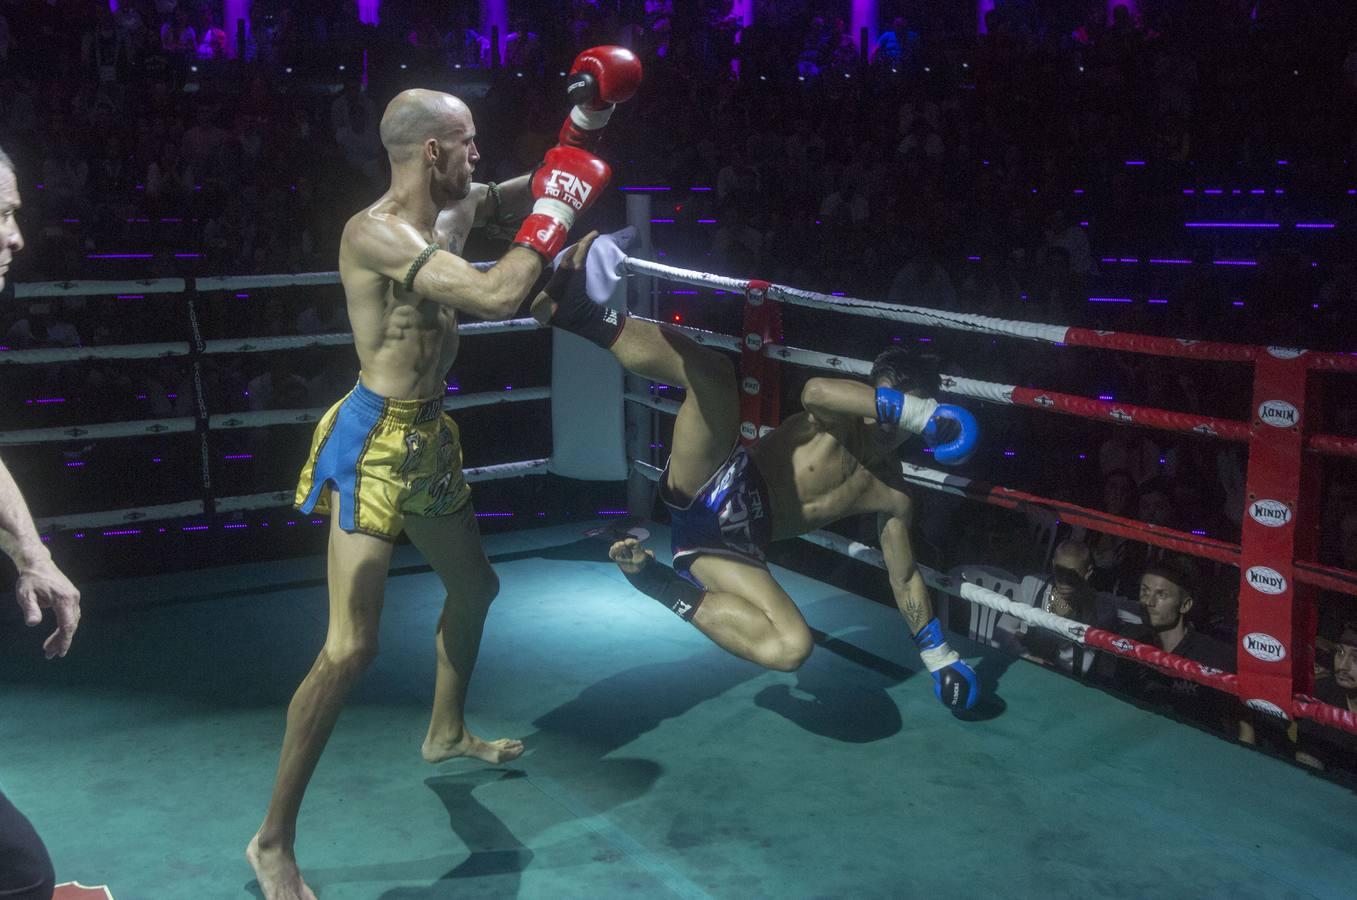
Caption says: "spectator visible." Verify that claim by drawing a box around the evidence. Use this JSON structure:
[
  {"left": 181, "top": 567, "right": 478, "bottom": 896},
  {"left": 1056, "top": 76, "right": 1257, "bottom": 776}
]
[
  {"left": 1117, "top": 557, "right": 1244, "bottom": 738},
  {"left": 1295, "top": 622, "right": 1357, "bottom": 777},
  {"left": 872, "top": 17, "right": 920, "bottom": 73},
  {"left": 887, "top": 240, "right": 958, "bottom": 310},
  {"left": 997, "top": 539, "right": 1129, "bottom": 678}
]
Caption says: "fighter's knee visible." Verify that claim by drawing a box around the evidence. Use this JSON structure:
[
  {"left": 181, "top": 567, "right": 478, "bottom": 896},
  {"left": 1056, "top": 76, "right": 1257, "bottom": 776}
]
[
  {"left": 764, "top": 631, "right": 814, "bottom": 672},
  {"left": 323, "top": 634, "right": 380, "bottom": 671}
]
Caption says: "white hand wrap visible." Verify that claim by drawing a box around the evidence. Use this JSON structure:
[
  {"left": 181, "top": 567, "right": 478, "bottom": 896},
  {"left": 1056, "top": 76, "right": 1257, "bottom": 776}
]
[{"left": 898, "top": 395, "right": 939, "bottom": 435}]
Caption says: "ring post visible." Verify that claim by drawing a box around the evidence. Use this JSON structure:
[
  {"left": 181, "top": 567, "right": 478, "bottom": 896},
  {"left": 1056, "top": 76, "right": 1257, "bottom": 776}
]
[{"left": 1235, "top": 349, "right": 1322, "bottom": 718}]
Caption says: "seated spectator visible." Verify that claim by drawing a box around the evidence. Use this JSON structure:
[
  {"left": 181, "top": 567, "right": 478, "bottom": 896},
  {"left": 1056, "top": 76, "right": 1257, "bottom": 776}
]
[
  {"left": 887, "top": 240, "right": 958, "bottom": 310},
  {"left": 160, "top": 9, "right": 197, "bottom": 58},
  {"left": 196, "top": 12, "right": 229, "bottom": 61},
  {"left": 996, "top": 539, "right": 1131, "bottom": 679},
  {"left": 1117, "top": 557, "right": 1245, "bottom": 738},
  {"left": 872, "top": 16, "right": 920, "bottom": 73},
  {"left": 4, "top": 302, "right": 81, "bottom": 349},
  {"left": 1295, "top": 622, "right": 1357, "bottom": 777},
  {"left": 503, "top": 16, "right": 542, "bottom": 70}
]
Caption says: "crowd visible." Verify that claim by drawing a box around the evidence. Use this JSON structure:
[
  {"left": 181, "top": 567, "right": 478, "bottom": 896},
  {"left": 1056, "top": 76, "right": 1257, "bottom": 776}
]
[{"left": 0, "top": 0, "right": 1354, "bottom": 775}]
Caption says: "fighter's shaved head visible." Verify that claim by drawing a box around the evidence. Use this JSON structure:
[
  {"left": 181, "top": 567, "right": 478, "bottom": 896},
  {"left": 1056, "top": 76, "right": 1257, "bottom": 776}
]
[{"left": 379, "top": 90, "right": 472, "bottom": 164}]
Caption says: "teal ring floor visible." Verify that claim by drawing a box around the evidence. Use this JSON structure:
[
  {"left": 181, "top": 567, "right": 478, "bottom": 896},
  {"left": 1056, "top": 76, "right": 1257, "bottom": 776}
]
[{"left": 2, "top": 523, "right": 1353, "bottom": 899}]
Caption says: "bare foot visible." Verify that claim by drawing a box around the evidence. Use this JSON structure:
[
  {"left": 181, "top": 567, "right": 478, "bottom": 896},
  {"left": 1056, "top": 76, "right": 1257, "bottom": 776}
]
[
  {"left": 247, "top": 833, "right": 317, "bottom": 900},
  {"left": 422, "top": 731, "right": 525, "bottom": 765}
]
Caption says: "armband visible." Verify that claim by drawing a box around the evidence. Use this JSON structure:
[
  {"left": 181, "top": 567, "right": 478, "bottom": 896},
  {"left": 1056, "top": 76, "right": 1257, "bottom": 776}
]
[{"left": 403, "top": 243, "right": 439, "bottom": 293}]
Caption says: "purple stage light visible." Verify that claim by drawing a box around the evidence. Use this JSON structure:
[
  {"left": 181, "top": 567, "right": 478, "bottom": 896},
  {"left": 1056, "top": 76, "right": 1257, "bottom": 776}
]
[
  {"left": 103, "top": 529, "right": 141, "bottom": 537},
  {"left": 1089, "top": 297, "right": 1133, "bottom": 303},
  {"left": 966, "top": 255, "right": 981, "bottom": 261},
  {"left": 223, "top": 453, "right": 253, "bottom": 460},
  {"left": 1148, "top": 298, "right": 1168, "bottom": 305},
  {"left": 1184, "top": 222, "right": 1279, "bottom": 229},
  {"left": 64, "top": 461, "right": 85, "bottom": 468},
  {"left": 1124, "top": 161, "right": 1146, "bottom": 166},
  {"left": 223, "top": 523, "right": 247, "bottom": 530},
  {"left": 1149, "top": 258, "right": 1192, "bottom": 265},
  {"left": 1203, "top": 189, "right": 1224, "bottom": 195},
  {"left": 1098, "top": 394, "right": 1114, "bottom": 401},
  {"left": 649, "top": 218, "right": 675, "bottom": 224},
  {"left": 181, "top": 525, "right": 210, "bottom": 532},
  {"left": 174, "top": 253, "right": 201, "bottom": 259},
  {"left": 620, "top": 186, "right": 671, "bottom": 192},
  {"left": 1003, "top": 450, "right": 1016, "bottom": 457},
  {"left": 116, "top": 295, "right": 145, "bottom": 300},
  {"left": 88, "top": 253, "right": 153, "bottom": 259},
  {"left": 1296, "top": 223, "right": 1335, "bottom": 229},
  {"left": 28, "top": 398, "right": 66, "bottom": 405},
  {"left": 597, "top": 510, "right": 628, "bottom": 516},
  {"left": 1214, "top": 260, "right": 1258, "bottom": 266},
  {"left": 696, "top": 218, "right": 717, "bottom": 224},
  {"left": 1231, "top": 301, "right": 1246, "bottom": 307},
  {"left": 474, "top": 512, "right": 515, "bottom": 518}
]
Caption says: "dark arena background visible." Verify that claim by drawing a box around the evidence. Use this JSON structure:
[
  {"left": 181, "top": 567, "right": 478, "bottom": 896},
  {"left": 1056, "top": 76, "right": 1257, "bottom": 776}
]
[{"left": 2, "top": 1, "right": 1357, "bottom": 898}]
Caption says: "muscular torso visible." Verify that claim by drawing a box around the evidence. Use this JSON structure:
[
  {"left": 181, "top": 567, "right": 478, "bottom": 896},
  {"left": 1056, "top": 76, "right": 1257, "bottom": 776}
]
[
  {"left": 338, "top": 191, "right": 483, "bottom": 399},
  {"left": 750, "top": 411, "right": 910, "bottom": 540}
]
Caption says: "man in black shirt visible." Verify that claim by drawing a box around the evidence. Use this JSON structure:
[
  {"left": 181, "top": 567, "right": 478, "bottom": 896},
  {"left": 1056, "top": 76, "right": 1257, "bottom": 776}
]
[
  {"left": 1296, "top": 623, "right": 1357, "bottom": 777},
  {"left": 1117, "top": 556, "right": 1240, "bottom": 735}
]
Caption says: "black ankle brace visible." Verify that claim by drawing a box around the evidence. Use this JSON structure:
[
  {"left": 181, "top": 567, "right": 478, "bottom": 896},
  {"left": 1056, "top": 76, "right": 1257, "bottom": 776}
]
[{"left": 623, "top": 560, "right": 705, "bottom": 621}]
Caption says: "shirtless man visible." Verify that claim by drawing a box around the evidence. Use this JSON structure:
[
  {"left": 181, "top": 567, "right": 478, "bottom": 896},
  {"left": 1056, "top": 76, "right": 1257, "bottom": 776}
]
[
  {"left": 533, "top": 232, "right": 981, "bottom": 710},
  {"left": 245, "top": 84, "right": 618, "bottom": 900}
]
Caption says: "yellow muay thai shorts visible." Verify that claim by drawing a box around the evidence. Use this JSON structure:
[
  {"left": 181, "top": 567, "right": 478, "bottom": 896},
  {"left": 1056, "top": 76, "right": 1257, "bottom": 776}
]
[{"left": 295, "top": 379, "right": 471, "bottom": 540}]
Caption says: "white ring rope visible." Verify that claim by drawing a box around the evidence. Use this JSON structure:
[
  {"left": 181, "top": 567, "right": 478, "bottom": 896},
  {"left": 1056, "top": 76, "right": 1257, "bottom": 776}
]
[
  {"left": 16, "top": 279, "right": 187, "bottom": 298},
  {"left": 0, "top": 343, "right": 192, "bottom": 365},
  {"left": 0, "top": 417, "right": 196, "bottom": 446},
  {"left": 207, "top": 387, "right": 550, "bottom": 432},
  {"left": 1, "top": 319, "right": 543, "bottom": 367},
  {"left": 36, "top": 457, "right": 551, "bottom": 532},
  {"left": 621, "top": 257, "right": 1070, "bottom": 344},
  {"left": 622, "top": 337, "right": 1024, "bottom": 417},
  {"left": 4, "top": 388, "right": 550, "bottom": 445},
  {"left": 193, "top": 262, "right": 495, "bottom": 293}
]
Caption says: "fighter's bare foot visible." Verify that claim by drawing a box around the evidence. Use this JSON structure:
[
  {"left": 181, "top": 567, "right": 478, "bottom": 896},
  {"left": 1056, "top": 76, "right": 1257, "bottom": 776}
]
[
  {"left": 247, "top": 833, "right": 317, "bottom": 900},
  {"left": 422, "top": 731, "right": 525, "bottom": 765}
]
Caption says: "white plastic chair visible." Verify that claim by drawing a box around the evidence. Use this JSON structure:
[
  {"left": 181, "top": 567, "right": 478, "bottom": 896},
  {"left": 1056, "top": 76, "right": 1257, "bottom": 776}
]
[{"left": 948, "top": 563, "right": 1024, "bottom": 646}]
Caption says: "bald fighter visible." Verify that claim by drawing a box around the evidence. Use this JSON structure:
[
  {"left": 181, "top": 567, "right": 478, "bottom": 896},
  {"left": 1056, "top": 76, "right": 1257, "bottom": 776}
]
[
  {"left": 246, "top": 73, "right": 630, "bottom": 899},
  {"left": 535, "top": 232, "right": 981, "bottom": 709}
]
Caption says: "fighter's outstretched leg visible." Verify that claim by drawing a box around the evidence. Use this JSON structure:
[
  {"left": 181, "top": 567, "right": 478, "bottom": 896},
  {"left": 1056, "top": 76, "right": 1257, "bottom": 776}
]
[{"left": 405, "top": 503, "right": 524, "bottom": 766}]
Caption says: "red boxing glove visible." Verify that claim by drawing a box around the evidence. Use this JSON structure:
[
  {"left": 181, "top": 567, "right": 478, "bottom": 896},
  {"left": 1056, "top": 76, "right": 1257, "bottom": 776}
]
[
  {"left": 558, "top": 45, "right": 643, "bottom": 150},
  {"left": 513, "top": 145, "right": 612, "bottom": 260}
]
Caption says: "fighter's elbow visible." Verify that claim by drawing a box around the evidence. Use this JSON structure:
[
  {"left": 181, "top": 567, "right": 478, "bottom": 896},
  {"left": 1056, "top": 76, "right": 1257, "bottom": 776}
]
[{"left": 801, "top": 378, "right": 830, "bottom": 411}]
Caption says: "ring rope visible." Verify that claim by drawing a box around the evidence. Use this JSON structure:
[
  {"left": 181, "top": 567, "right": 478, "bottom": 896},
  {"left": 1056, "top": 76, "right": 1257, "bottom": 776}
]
[
  {"left": 628, "top": 322, "right": 1354, "bottom": 458},
  {"left": 35, "top": 457, "right": 550, "bottom": 534},
  {"left": 624, "top": 392, "right": 1353, "bottom": 596},
  {"left": 2, "top": 387, "right": 550, "bottom": 445},
  {"left": 620, "top": 256, "right": 1357, "bottom": 371},
  {"left": 16, "top": 279, "right": 186, "bottom": 298}
]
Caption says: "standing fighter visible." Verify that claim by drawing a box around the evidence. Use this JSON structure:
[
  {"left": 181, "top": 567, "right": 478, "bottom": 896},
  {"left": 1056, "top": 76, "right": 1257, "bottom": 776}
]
[
  {"left": 0, "top": 146, "right": 82, "bottom": 900},
  {"left": 248, "top": 46, "right": 640, "bottom": 900},
  {"left": 534, "top": 231, "right": 981, "bottom": 710}
]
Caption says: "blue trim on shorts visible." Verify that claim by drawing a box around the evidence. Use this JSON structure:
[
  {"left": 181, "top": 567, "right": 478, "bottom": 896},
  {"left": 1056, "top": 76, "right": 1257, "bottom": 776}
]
[{"left": 298, "top": 387, "right": 382, "bottom": 531}]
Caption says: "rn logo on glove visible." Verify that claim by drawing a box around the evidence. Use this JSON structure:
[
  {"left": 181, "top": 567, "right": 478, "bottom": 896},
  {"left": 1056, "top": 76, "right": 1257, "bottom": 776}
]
[{"left": 544, "top": 170, "right": 593, "bottom": 210}]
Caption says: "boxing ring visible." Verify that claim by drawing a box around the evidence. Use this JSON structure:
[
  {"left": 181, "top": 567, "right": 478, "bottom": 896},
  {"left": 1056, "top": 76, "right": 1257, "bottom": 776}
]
[{"left": 3, "top": 201, "right": 1357, "bottom": 897}]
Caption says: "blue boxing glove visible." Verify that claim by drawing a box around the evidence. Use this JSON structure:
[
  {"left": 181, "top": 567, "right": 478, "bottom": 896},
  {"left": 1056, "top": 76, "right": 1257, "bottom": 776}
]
[
  {"left": 875, "top": 388, "right": 979, "bottom": 466},
  {"left": 923, "top": 403, "right": 979, "bottom": 466},
  {"left": 912, "top": 618, "right": 979, "bottom": 710}
]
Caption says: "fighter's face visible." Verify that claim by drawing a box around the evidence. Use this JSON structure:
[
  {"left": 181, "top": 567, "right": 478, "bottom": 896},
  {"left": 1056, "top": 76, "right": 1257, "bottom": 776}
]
[
  {"left": 0, "top": 166, "right": 23, "bottom": 291},
  {"left": 433, "top": 125, "right": 479, "bottom": 201}
]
